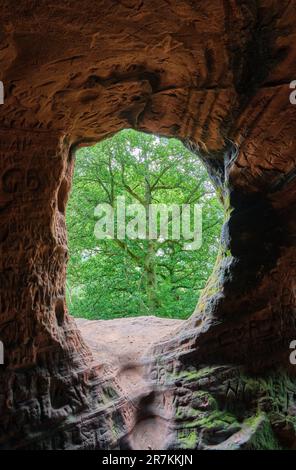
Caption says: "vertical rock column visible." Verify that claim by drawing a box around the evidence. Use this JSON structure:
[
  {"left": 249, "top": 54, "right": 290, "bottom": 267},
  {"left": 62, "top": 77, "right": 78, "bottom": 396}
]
[
  {"left": 160, "top": 85, "right": 296, "bottom": 371},
  {"left": 0, "top": 130, "right": 93, "bottom": 448}
]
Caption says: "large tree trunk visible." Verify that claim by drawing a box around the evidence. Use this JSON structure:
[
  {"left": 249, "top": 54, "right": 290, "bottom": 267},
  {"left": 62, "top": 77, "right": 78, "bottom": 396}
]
[
  {"left": 144, "top": 240, "right": 158, "bottom": 315},
  {"left": 143, "top": 166, "right": 159, "bottom": 315}
]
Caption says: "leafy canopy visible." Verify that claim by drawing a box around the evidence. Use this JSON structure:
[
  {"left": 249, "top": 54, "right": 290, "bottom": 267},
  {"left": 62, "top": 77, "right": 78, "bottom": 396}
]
[{"left": 66, "top": 130, "right": 223, "bottom": 320}]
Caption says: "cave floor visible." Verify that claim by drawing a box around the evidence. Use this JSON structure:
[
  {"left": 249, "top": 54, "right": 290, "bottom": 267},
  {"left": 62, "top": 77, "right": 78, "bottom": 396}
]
[
  {"left": 76, "top": 315, "right": 183, "bottom": 366},
  {"left": 74, "top": 316, "right": 184, "bottom": 449}
]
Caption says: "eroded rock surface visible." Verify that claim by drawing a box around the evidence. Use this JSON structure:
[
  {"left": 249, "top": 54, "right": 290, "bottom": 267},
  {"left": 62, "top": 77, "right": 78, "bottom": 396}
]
[{"left": 0, "top": 0, "right": 296, "bottom": 449}]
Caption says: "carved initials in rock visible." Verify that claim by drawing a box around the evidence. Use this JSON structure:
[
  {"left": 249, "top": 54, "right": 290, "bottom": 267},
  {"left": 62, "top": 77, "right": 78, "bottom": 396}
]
[{"left": 2, "top": 168, "right": 40, "bottom": 193}]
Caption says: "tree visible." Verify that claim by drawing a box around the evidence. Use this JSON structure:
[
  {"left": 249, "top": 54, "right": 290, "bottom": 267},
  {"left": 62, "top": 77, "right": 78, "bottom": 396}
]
[{"left": 66, "top": 130, "right": 223, "bottom": 320}]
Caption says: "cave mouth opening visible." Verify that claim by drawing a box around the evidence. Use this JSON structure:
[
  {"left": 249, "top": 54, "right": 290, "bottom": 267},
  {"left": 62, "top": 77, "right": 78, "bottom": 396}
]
[{"left": 65, "top": 129, "right": 224, "bottom": 321}]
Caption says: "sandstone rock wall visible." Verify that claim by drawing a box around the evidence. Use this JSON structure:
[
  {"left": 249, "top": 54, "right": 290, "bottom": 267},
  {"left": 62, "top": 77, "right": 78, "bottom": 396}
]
[{"left": 0, "top": 0, "right": 296, "bottom": 449}]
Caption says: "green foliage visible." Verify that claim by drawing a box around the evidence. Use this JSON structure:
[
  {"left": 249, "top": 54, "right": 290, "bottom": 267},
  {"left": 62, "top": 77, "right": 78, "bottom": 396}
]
[
  {"left": 245, "top": 415, "right": 281, "bottom": 450},
  {"left": 66, "top": 130, "right": 223, "bottom": 319}
]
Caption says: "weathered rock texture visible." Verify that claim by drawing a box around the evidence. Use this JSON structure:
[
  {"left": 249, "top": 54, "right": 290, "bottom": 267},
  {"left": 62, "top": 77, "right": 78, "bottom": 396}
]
[{"left": 1, "top": 0, "right": 296, "bottom": 450}]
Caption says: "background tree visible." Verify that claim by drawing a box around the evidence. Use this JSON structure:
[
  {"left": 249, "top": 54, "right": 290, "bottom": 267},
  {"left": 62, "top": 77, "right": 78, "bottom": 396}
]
[{"left": 66, "top": 130, "right": 223, "bottom": 320}]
